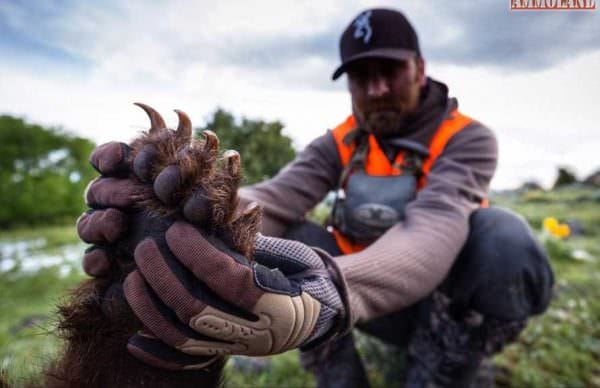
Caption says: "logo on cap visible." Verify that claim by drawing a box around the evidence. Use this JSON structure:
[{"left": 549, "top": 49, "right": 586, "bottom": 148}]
[{"left": 353, "top": 10, "right": 372, "bottom": 44}]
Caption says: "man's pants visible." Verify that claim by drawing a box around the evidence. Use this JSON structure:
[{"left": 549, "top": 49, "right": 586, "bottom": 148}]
[{"left": 284, "top": 207, "right": 554, "bottom": 388}]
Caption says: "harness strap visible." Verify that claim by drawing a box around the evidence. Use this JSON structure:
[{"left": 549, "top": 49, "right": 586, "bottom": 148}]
[{"left": 337, "top": 130, "right": 369, "bottom": 190}]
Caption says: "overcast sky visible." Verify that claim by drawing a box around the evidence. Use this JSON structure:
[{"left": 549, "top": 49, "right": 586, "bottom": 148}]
[{"left": 1, "top": 0, "right": 599, "bottom": 189}]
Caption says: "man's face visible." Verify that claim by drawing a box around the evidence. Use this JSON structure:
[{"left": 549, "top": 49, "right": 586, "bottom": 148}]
[{"left": 347, "top": 56, "right": 425, "bottom": 138}]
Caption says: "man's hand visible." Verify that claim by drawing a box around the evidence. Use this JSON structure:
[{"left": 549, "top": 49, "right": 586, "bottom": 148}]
[{"left": 122, "top": 221, "right": 349, "bottom": 366}]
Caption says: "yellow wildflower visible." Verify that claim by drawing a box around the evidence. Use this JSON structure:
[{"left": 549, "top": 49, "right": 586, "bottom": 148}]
[{"left": 543, "top": 217, "right": 571, "bottom": 239}]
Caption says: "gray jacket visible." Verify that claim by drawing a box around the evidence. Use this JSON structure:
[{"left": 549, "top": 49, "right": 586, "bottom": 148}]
[{"left": 240, "top": 78, "right": 498, "bottom": 324}]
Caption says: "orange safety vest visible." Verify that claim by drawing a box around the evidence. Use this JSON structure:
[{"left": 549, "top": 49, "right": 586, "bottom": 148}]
[{"left": 330, "top": 109, "right": 488, "bottom": 254}]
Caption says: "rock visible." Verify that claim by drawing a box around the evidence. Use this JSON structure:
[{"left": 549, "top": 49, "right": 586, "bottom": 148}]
[
  {"left": 565, "top": 219, "right": 585, "bottom": 237},
  {"left": 9, "top": 314, "right": 48, "bottom": 335},
  {"left": 229, "top": 356, "right": 272, "bottom": 374}
]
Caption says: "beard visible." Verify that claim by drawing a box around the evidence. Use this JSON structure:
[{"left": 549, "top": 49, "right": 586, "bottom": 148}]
[
  {"left": 362, "top": 110, "right": 409, "bottom": 138},
  {"left": 354, "top": 103, "right": 418, "bottom": 138},
  {"left": 353, "top": 77, "right": 422, "bottom": 138}
]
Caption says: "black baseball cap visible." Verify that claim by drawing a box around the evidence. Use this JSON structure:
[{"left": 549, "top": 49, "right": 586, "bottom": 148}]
[{"left": 332, "top": 8, "right": 421, "bottom": 80}]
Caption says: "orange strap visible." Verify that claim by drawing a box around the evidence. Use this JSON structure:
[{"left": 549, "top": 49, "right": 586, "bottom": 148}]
[
  {"left": 419, "top": 110, "right": 474, "bottom": 187},
  {"left": 365, "top": 135, "right": 404, "bottom": 175},
  {"left": 331, "top": 115, "right": 406, "bottom": 176},
  {"left": 333, "top": 229, "right": 367, "bottom": 255},
  {"left": 331, "top": 115, "right": 357, "bottom": 166}
]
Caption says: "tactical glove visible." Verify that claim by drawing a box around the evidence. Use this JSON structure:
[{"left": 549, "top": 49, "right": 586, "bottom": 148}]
[
  {"left": 123, "top": 221, "right": 350, "bottom": 368},
  {"left": 77, "top": 126, "right": 351, "bottom": 370}
]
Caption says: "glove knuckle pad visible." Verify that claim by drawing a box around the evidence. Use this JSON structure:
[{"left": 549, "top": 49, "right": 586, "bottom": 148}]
[{"left": 188, "top": 293, "right": 320, "bottom": 356}]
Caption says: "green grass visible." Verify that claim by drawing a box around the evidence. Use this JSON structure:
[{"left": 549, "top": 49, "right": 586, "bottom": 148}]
[
  {"left": 494, "top": 277, "right": 600, "bottom": 388},
  {"left": 224, "top": 353, "right": 315, "bottom": 388},
  {"left": 1, "top": 188, "right": 599, "bottom": 387},
  {"left": 0, "top": 225, "right": 84, "bottom": 386},
  {"left": 0, "top": 267, "right": 84, "bottom": 386},
  {"left": 0, "top": 224, "right": 80, "bottom": 250}
]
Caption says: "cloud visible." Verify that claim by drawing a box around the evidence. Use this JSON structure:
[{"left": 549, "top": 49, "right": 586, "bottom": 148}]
[
  {"left": 418, "top": 1, "right": 600, "bottom": 70},
  {"left": 0, "top": 2, "right": 92, "bottom": 72},
  {"left": 0, "top": 0, "right": 598, "bottom": 190},
  {"left": 3, "top": 0, "right": 599, "bottom": 89},
  {"left": 165, "top": 1, "right": 600, "bottom": 74}
]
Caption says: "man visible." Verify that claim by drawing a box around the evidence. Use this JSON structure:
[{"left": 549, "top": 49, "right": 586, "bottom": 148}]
[{"left": 78, "top": 8, "right": 554, "bottom": 387}]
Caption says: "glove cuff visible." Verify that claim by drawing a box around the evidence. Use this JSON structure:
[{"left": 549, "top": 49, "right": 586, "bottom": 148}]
[{"left": 308, "top": 247, "right": 354, "bottom": 344}]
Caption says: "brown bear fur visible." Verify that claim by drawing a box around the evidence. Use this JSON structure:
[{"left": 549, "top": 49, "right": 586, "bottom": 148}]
[{"left": 35, "top": 105, "right": 260, "bottom": 387}]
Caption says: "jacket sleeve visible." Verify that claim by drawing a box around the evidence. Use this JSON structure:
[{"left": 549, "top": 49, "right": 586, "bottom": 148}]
[
  {"left": 333, "top": 122, "right": 498, "bottom": 324},
  {"left": 239, "top": 132, "right": 341, "bottom": 237}
]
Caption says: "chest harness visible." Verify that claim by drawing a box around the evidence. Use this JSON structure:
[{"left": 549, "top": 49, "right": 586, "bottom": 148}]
[{"left": 328, "top": 109, "right": 484, "bottom": 254}]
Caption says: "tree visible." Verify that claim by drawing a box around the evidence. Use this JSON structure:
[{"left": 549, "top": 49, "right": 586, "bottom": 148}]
[
  {"left": 0, "top": 115, "right": 96, "bottom": 227},
  {"left": 553, "top": 166, "right": 578, "bottom": 189},
  {"left": 197, "top": 109, "right": 296, "bottom": 185}
]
